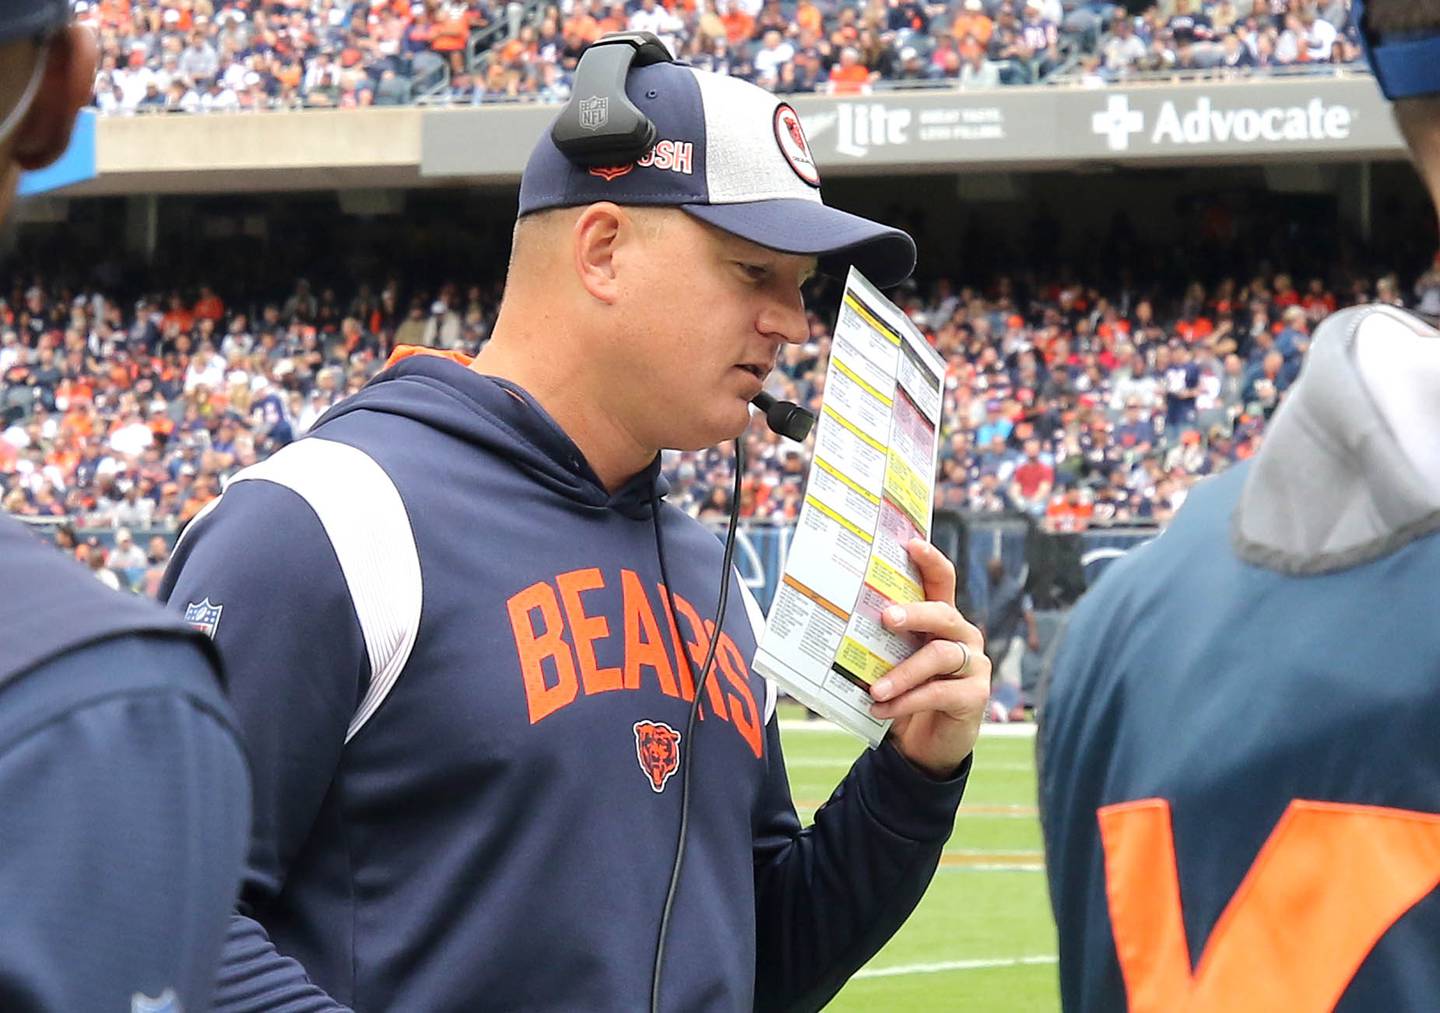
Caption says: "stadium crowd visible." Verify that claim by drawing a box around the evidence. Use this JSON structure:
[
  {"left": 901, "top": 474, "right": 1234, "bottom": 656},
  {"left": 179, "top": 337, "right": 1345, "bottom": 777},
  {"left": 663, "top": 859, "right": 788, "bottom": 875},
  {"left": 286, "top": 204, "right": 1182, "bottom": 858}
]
[
  {"left": 2, "top": 258, "right": 1417, "bottom": 590},
  {"left": 83, "top": 0, "right": 1360, "bottom": 112}
]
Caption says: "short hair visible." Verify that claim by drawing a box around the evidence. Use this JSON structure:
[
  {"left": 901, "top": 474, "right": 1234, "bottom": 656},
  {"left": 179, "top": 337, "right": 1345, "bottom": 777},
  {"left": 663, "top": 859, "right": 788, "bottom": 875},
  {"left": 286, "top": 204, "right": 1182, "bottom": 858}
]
[
  {"left": 506, "top": 204, "right": 673, "bottom": 279},
  {"left": 1366, "top": 0, "right": 1440, "bottom": 35}
]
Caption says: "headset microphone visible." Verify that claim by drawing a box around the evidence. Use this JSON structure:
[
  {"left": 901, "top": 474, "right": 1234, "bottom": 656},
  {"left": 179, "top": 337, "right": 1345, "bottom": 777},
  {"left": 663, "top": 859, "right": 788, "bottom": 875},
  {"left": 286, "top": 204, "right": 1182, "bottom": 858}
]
[{"left": 750, "top": 391, "right": 816, "bottom": 443}]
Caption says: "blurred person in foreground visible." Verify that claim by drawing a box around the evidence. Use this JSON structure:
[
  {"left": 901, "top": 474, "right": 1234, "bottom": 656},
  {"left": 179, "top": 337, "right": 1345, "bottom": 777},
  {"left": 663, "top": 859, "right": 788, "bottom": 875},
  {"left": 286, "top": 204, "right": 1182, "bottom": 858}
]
[
  {"left": 0, "top": 2, "right": 250, "bottom": 1010},
  {"left": 1039, "top": 2, "right": 1440, "bottom": 1008},
  {"left": 162, "top": 38, "right": 990, "bottom": 1011}
]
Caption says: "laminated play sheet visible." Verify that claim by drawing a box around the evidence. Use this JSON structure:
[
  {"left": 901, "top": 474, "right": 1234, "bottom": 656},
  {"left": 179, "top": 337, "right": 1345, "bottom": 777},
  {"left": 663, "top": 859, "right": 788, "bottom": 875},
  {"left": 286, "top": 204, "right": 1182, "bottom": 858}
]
[{"left": 753, "top": 268, "right": 945, "bottom": 746}]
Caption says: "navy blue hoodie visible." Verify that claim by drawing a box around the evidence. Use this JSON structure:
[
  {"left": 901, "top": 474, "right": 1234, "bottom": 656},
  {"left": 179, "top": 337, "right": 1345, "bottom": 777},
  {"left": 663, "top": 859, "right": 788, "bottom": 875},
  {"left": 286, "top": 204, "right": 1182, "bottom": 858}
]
[
  {"left": 0, "top": 515, "right": 250, "bottom": 1011},
  {"left": 162, "top": 353, "right": 969, "bottom": 1012}
]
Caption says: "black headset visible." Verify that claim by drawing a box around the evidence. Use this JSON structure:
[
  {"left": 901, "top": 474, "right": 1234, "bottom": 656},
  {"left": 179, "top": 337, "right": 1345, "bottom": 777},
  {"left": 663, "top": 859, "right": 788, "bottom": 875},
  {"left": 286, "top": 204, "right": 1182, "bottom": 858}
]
[
  {"left": 552, "top": 31, "right": 676, "bottom": 167},
  {"left": 548, "top": 33, "right": 817, "bottom": 1012}
]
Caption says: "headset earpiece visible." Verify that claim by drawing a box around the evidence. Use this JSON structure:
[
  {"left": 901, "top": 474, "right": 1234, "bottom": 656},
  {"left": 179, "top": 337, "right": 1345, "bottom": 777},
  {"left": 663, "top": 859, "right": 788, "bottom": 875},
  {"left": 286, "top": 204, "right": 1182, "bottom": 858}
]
[{"left": 552, "top": 32, "right": 675, "bottom": 168}]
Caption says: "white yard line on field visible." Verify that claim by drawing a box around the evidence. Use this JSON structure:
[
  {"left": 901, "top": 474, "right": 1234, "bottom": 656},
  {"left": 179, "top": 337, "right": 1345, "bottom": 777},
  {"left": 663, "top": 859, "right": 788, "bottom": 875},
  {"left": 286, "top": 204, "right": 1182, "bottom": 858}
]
[
  {"left": 779, "top": 720, "right": 1037, "bottom": 739},
  {"left": 782, "top": 758, "right": 1034, "bottom": 771},
  {"left": 853, "top": 955, "right": 1057, "bottom": 979}
]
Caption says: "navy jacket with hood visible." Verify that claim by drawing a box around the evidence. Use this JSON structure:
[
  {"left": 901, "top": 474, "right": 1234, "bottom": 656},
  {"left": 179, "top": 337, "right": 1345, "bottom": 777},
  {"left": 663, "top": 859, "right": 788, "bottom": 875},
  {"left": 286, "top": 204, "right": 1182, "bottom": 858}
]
[
  {"left": 162, "top": 353, "right": 970, "bottom": 1012},
  {"left": 0, "top": 515, "right": 250, "bottom": 1011}
]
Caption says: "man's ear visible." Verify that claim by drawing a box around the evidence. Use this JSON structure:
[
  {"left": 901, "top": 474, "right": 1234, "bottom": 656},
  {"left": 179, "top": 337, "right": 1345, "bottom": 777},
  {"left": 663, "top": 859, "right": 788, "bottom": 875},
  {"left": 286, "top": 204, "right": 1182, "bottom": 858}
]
[
  {"left": 14, "top": 25, "right": 98, "bottom": 172},
  {"left": 572, "top": 202, "right": 627, "bottom": 306}
]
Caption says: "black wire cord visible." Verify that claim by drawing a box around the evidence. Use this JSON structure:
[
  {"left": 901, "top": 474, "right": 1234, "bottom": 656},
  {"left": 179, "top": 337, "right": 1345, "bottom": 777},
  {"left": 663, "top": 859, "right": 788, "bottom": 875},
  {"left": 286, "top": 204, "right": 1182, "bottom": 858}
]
[{"left": 649, "top": 436, "right": 745, "bottom": 1013}]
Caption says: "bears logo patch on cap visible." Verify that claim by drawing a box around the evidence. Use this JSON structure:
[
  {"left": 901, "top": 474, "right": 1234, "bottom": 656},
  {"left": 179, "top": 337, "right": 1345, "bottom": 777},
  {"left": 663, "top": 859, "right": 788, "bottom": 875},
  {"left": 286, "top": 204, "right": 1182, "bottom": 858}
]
[{"left": 773, "top": 104, "right": 820, "bottom": 188}]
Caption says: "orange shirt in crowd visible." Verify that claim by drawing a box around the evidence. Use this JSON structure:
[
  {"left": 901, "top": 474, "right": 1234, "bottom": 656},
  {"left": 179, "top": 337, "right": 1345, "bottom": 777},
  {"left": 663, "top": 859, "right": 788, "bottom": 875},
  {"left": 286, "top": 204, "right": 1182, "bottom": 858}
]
[
  {"left": 275, "top": 61, "right": 303, "bottom": 91},
  {"left": 795, "top": 0, "right": 823, "bottom": 36},
  {"left": 828, "top": 62, "right": 871, "bottom": 94},
  {"left": 107, "top": 360, "right": 136, "bottom": 390},
  {"left": 1096, "top": 318, "right": 1131, "bottom": 343},
  {"left": 1175, "top": 317, "right": 1214, "bottom": 343},
  {"left": 952, "top": 12, "right": 993, "bottom": 46},
  {"left": 498, "top": 35, "right": 530, "bottom": 67},
  {"left": 56, "top": 378, "right": 95, "bottom": 409},
  {"left": 45, "top": 446, "right": 78, "bottom": 479},
  {"left": 193, "top": 293, "right": 225, "bottom": 322},
  {"left": 721, "top": 7, "right": 755, "bottom": 46},
  {"left": 179, "top": 491, "right": 216, "bottom": 526},
  {"left": 99, "top": 0, "right": 132, "bottom": 29},
  {"left": 1046, "top": 496, "right": 1093, "bottom": 533},
  {"left": 564, "top": 11, "right": 602, "bottom": 43},
  {"left": 163, "top": 305, "right": 195, "bottom": 334},
  {"left": 432, "top": 7, "right": 472, "bottom": 52}
]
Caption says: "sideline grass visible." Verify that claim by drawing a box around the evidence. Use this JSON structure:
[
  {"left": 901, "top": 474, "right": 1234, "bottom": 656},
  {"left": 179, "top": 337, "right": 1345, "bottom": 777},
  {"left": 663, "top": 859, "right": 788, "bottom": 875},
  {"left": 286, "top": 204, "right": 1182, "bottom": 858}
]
[{"left": 777, "top": 717, "right": 1059, "bottom": 1012}]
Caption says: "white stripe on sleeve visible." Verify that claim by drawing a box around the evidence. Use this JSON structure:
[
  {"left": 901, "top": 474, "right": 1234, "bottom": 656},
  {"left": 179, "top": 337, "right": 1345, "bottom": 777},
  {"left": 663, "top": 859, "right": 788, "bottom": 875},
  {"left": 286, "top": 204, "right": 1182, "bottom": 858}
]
[{"left": 178, "top": 437, "right": 422, "bottom": 743}]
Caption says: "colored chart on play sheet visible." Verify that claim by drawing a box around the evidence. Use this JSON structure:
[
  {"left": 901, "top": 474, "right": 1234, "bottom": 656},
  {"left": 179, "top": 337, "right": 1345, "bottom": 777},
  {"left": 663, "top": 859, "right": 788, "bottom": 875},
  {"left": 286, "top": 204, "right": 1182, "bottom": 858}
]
[{"left": 753, "top": 269, "right": 944, "bottom": 747}]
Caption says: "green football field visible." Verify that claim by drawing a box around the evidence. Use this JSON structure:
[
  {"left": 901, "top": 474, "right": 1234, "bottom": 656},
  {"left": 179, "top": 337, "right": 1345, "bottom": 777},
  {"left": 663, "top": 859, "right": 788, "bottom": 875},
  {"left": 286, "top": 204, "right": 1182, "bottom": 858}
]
[{"left": 777, "top": 719, "right": 1059, "bottom": 1012}]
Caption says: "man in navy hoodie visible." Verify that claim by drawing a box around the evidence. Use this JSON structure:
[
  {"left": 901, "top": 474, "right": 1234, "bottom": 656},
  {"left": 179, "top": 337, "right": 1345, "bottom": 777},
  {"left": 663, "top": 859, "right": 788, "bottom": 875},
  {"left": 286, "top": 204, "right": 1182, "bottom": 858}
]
[
  {"left": 1040, "top": 3, "right": 1440, "bottom": 1009},
  {"left": 164, "top": 54, "right": 990, "bottom": 1011},
  {"left": 0, "top": 3, "right": 251, "bottom": 1009}
]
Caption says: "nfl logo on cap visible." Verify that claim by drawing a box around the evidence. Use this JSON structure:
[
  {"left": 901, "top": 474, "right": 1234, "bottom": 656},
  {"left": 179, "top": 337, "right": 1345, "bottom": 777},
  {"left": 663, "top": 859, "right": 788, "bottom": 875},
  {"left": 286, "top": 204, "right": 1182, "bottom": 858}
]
[{"left": 579, "top": 96, "right": 609, "bottom": 132}]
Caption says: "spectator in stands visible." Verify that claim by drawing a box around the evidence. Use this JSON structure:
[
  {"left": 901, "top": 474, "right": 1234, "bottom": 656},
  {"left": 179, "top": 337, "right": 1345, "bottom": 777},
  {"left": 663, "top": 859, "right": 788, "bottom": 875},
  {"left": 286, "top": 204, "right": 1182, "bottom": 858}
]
[
  {"left": 1102, "top": 14, "right": 1147, "bottom": 77},
  {"left": 1275, "top": 305, "right": 1311, "bottom": 381},
  {"left": 423, "top": 298, "right": 464, "bottom": 350},
  {"left": 629, "top": 0, "right": 684, "bottom": 60},
  {"left": 1243, "top": 349, "right": 1287, "bottom": 415},
  {"left": 109, "top": 526, "right": 147, "bottom": 571},
  {"left": 1163, "top": 342, "right": 1201, "bottom": 433},
  {"left": 1302, "top": 9, "right": 1339, "bottom": 61},
  {"left": 960, "top": 47, "right": 1000, "bottom": 89},
  {"left": 1018, "top": 0, "right": 1061, "bottom": 80},
  {"left": 968, "top": 470, "right": 1012, "bottom": 513},
  {"left": 1377, "top": 274, "right": 1405, "bottom": 307},
  {"left": 954, "top": 0, "right": 994, "bottom": 53},
  {"left": 1415, "top": 256, "right": 1440, "bottom": 317},
  {"left": 826, "top": 46, "right": 875, "bottom": 94},
  {"left": 88, "top": 542, "right": 121, "bottom": 590},
  {"left": 0, "top": 255, "right": 1404, "bottom": 539},
  {"left": 1009, "top": 438, "right": 1055, "bottom": 516},
  {"left": 753, "top": 30, "right": 795, "bottom": 86},
  {"left": 1046, "top": 483, "right": 1094, "bottom": 533},
  {"left": 139, "top": 535, "right": 169, "bottom": 596},
  {"left": 981, "top": 557, "right": 1038, "bottom": 722},
  {"left": 81, "top": 0, "right": 1368, "bottom": 106},
  {"left": 179, "top": 28, "right": 218, "bottom": 83},
  {"left": 1168, "top": 0, "right": 1214, "bottom": 48}
]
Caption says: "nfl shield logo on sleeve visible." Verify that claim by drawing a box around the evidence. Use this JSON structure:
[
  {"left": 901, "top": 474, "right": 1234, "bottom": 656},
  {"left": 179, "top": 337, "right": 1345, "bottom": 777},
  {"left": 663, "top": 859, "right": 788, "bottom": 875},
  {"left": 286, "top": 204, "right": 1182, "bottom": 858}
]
[
  {"left": 183, "top": 599, "right": 224, "bottom": 639},
  {"left": 579, "top": 95, "right": 608, "bottom": 131}
]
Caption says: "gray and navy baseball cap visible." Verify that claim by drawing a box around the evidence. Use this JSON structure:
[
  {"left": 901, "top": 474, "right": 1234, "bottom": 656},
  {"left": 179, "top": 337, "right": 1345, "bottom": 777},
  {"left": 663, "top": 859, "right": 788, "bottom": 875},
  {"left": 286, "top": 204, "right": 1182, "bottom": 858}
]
[
  {"left": 519, "top": 62, "right": 917, "bottom": 288},
  {"left": 0, "top": 0, "right": 69, "bottom": 44}
]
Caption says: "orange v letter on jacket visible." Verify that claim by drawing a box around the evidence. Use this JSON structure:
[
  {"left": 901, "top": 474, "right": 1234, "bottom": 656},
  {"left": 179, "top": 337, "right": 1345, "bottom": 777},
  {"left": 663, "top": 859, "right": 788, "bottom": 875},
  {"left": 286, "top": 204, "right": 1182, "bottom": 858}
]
[{"left": 1098, "top": 798, "right": 1440, "bottom": 1013}]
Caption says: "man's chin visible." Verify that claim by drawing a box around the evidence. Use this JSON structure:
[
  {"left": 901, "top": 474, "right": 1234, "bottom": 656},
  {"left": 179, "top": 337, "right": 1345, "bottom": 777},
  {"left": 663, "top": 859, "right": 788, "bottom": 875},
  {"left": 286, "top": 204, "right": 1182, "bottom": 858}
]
[{"left": 668, "top": 407, "right": 753, "bottom": 452}]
